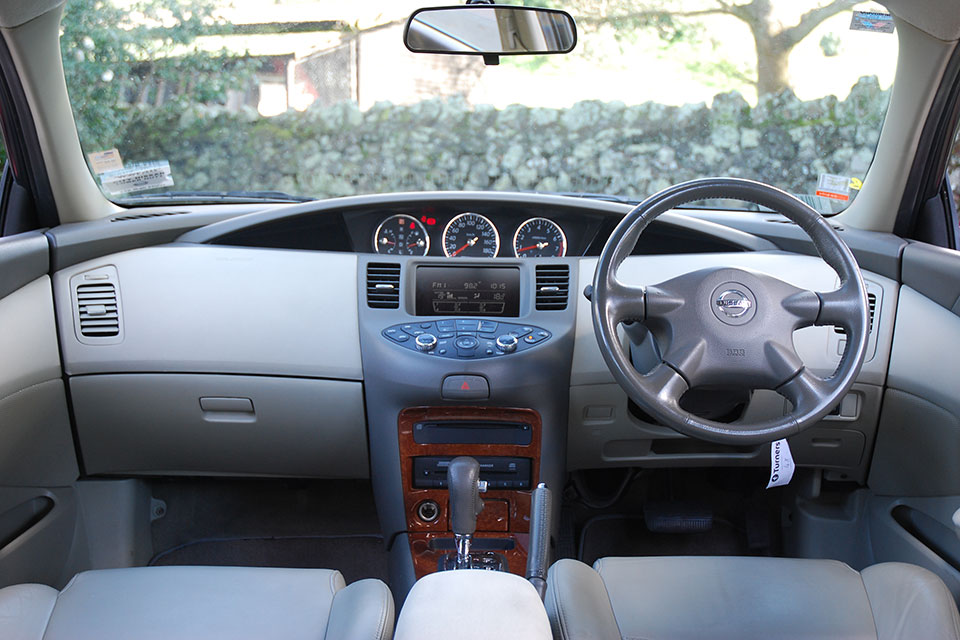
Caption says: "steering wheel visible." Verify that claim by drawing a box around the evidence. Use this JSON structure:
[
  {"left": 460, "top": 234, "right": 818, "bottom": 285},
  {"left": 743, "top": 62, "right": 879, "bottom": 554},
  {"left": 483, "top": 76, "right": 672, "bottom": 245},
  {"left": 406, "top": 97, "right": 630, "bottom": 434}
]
[{"left": 592, "top": 178, "right": 870, "bottom": 444}]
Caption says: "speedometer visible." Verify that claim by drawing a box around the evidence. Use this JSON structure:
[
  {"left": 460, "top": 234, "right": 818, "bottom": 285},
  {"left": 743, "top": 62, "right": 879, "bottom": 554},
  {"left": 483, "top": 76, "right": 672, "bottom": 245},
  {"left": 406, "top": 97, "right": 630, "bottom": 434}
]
[
  {"left": 513, "top": 217, "right": 567, "bottom": 258},
  {"left": 442, "top": 213, "right": 500, "bottom": 258},
  {"left": 373, "top": 214, "right": 430, "bottom": 256}
]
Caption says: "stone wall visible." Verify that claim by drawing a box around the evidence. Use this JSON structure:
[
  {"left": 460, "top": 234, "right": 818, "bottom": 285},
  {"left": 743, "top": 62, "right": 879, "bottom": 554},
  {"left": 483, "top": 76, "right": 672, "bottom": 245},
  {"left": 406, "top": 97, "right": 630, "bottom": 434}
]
[{"left": 120, "top": 76, "right": 890, "bottom": 203}]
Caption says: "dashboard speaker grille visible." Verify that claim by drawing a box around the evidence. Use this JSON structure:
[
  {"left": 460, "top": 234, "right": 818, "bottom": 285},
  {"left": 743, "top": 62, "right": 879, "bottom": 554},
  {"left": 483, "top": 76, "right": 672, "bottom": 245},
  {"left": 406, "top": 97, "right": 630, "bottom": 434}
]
[
  {"left": 835, "top": 292, "right": 876, "bottom": 335},
  {"left": 535, "top": 265, "right": 569, "bottom": 311},
  {"left": 367, "top": 263, "right": 401, "bottom": 309},
  {"left": 76, "top": 283, "right": 120, "bottom": 337}
]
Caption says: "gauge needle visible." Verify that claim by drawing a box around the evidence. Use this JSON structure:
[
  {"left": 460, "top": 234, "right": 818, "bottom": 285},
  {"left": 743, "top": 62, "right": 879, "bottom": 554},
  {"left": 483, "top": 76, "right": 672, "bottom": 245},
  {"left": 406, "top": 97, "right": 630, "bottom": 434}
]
[
  {"left": 380, "top": 238, "right": 395, "bottom": 245},
  {"left": 451, "top": 236, "right": 479, "bottom": 257},
  {"left": 517, "top": 242, "right": 549, "bottom": 252},
  {"left": 407, "top": 242, "right": 421, "bottom": 248}
]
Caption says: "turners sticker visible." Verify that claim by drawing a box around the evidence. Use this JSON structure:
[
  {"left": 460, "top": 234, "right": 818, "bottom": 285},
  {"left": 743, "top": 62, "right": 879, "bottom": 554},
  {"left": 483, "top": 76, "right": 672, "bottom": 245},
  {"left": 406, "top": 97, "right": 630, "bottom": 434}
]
[
  {"left": 850, "top": 10, "right": 894, "bottom": 33},
  {"left": 816, "top": 173, "right": 851, "bottom": 201},
  {"left": 767, "top": 439, "right": 796, "bottom": 489},
  {"left": 100, "top": 161, "right": 174, "bottom": 196}
]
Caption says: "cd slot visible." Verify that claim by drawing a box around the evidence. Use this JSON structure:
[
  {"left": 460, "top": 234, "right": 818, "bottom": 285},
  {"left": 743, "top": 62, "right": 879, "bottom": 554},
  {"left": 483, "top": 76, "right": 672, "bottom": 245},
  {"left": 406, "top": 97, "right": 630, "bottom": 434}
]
[
  {"left": 412, "top": 420, "right": 533, "bottom": 445},
  {"left": 413, "top": 456, "right": 532, "bottom": 489}
]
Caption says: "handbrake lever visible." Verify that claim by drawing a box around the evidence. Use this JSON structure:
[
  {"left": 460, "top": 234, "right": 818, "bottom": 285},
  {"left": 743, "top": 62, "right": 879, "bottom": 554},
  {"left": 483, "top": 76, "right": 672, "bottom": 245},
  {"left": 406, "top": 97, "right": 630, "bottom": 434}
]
[{"left": 526, "top": 482, "right": 553, "bottom": 599}]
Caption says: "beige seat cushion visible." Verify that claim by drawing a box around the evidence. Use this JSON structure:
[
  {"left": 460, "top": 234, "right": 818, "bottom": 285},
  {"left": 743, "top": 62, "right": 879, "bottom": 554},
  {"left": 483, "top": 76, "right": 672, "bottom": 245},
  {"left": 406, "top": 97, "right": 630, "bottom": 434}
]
[
  {"left": 547, "top": 556, "right": 960, "bottom": 640},
  {"left": 0, "top": 565, "right": 393, "bottom": 640}
]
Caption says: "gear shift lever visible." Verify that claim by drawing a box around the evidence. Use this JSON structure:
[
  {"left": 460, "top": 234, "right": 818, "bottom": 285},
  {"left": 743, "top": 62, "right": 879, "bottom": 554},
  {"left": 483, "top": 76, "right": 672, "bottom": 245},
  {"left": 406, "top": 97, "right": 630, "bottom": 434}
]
[{"left": 447, "top": 456, "right": 485, "bottom": 569}]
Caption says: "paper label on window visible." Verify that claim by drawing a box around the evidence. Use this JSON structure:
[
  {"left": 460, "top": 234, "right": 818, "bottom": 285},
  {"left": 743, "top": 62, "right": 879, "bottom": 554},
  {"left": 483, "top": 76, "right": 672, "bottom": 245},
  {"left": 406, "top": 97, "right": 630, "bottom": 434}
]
[
  {"left": 87, "top": 148, "right": 123, "bottom": 174},
  {"left": 767, "top": 439, "right": 796, "bottom": 489},
  {"left": 100, "top": 161, "right": 174, "bottom": 195},
  {"left": 850, "top": 10, "right": 894, "bottom": 33},
  {"left": 815, "top": 173, "right": 851, "bottom": 201}
]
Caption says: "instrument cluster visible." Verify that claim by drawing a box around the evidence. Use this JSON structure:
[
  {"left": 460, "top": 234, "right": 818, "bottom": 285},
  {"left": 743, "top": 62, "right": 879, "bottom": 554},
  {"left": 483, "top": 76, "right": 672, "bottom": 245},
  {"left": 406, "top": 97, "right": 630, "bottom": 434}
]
[{"left": 373, "top": 212, "right": 568, "bottom": 258}]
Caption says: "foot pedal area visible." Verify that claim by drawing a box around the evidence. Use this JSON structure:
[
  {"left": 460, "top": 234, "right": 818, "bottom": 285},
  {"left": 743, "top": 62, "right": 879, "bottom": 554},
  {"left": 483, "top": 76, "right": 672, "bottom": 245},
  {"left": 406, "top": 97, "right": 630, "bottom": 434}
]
[{"left": 643, "top": 502, "right": 713, "bottom": 533}]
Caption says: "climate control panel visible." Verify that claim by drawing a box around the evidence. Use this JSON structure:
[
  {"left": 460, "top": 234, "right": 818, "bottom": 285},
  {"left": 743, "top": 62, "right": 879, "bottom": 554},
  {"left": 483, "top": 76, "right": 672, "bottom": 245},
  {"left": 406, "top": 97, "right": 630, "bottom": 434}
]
[{"left": 382, "top": 318, "right": 552, "bottom": 359}]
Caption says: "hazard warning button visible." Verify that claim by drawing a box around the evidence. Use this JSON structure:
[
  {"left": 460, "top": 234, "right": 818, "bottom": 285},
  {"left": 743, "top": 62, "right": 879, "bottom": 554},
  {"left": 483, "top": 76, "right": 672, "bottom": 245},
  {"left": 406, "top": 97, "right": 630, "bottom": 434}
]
[{"left": 441, "top": 375, "right": 490, "bottom": 401}]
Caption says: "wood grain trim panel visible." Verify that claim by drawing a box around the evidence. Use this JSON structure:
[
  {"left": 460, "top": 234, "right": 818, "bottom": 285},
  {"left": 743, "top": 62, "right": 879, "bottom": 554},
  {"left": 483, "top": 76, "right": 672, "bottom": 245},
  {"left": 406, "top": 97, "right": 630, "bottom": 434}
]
[{"left": 398, "top": 406, "right": 541, "bottom": 579}]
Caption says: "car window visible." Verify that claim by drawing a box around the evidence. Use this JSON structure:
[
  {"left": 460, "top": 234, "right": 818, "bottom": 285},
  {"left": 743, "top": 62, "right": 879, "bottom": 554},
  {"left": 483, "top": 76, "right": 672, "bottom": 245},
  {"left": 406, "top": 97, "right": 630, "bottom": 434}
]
[{"left": 59, "top": 0, "right": 898, "bottom": 213}]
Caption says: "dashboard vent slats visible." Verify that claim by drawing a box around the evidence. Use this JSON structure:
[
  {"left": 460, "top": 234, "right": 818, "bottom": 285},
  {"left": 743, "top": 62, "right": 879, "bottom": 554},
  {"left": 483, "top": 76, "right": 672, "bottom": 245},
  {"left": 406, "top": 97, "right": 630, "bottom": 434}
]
[
  {"left": 111, "top": 211, "right": 189, "bottom": 222},
  {"left": 367, "top": 263, "right": 401, "bottom": 309},
  {"left": 77, "top": 283, "right": 120, "bottom": 337},
  {"left": 835, "top": 292, "right": 876, "bottom": 335},
  {"left": 536, "top": 265, "right": 569, "bottom": 311},
  {"left": 71, "top": 266, "right": 123, "bottom": 344}
]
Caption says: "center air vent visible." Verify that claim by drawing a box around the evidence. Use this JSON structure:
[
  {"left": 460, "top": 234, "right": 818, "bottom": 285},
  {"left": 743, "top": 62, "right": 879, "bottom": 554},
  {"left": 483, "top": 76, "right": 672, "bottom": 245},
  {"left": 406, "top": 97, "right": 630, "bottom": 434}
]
[
  {"left": 835, "top": 292, "right": 876, "bottom": 335},
  {"left": 535, "top": 265, "right": 569, "bottom": 311},
  {"left": 367, "top": 263, "right": 400, "bottom": 309}
]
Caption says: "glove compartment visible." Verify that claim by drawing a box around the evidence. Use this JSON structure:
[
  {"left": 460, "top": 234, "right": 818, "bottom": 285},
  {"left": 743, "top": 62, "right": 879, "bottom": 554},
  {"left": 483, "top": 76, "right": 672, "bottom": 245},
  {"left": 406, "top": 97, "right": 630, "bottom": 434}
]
[{"left": 71, "top": 374, "right": 369, "bottom": 477}]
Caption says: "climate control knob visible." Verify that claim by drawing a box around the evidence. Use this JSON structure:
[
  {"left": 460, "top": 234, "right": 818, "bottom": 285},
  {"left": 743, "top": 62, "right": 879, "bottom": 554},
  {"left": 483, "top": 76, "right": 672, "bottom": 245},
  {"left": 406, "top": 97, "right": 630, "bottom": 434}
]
[
  {"left": 415, "top": 333, "right": 438, "bottom": 352},
  {"left": 495, "top": 334, "right": 518, "bottom": 353}
]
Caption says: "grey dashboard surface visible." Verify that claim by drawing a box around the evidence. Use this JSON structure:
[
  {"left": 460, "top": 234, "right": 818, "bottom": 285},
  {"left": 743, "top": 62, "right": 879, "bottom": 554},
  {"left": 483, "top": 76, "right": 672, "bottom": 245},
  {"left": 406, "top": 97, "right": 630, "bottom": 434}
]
[
  {"left": 39, "top": 192, "right": 909, "bottom": 283},
  {"left": 54, "top": 245, "right": 363, "bottom": 380},
  {"left": 0, "top": 231, "right": 49, "bottom": 299}
]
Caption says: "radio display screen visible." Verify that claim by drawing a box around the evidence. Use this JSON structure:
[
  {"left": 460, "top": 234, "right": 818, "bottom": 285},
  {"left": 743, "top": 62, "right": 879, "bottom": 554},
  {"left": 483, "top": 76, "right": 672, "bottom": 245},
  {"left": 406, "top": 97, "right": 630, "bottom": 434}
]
[{"left": 415, "top": 266, "right": 520, "bottom": 317}]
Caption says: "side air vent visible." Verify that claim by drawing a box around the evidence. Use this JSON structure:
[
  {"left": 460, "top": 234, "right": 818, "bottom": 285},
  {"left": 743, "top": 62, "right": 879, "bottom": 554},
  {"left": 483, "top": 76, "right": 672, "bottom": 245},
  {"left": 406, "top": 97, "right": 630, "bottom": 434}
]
[
  {"left": 71, "top": 266, "right": 123, "bottom": 344},
  {"left": 367, "top": 263, "right": 401, "bottom": 309},
  {"left": 835, "top": 292, "right": 876, "bottom": 335},
  {"left": 535, "top": 265, "right": 569, "bottom": 311},
  {"left": 111, "top": 211, "right": 189, "bottom": 222},
  {"left": 77, "top": 283, "right": 119, "bottom": 337}
]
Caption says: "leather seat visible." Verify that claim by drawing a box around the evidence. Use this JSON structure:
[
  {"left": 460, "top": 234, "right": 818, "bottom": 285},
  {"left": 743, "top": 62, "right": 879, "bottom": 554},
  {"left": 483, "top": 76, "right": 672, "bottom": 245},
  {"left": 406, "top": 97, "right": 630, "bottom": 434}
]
[
  {"left": 546, "top": 556, "right": 960, "bottom": 640},
  {"left": 0, "top": 566, "right": 394, "bottom": 640}
]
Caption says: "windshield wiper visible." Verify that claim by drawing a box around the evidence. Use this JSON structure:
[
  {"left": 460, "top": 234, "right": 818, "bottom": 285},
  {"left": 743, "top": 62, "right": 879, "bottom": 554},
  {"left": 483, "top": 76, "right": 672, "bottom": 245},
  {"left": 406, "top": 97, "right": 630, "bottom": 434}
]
[{"left": 118, "top": 190, "right": 316, "bottom": 204}]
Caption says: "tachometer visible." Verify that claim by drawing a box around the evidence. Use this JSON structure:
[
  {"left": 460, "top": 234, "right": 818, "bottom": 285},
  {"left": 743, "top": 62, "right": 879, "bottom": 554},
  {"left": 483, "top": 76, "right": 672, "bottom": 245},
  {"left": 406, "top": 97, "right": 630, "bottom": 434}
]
[
  {"left": 374, "top": 214, "right": 430, "bottom": 256},
  {"left": 513, "top": 217, "right": 567, "bottom": 258},
  {"left": 442, "top": 213, "right": 500, "bottom": 258}
]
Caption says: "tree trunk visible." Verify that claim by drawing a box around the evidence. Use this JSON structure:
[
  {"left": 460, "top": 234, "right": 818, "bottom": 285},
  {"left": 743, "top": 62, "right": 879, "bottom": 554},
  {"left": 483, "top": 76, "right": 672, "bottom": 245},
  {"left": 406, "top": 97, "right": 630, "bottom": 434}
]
[{"left": 754, "top": 34, "right": 791, "bottom": 96}]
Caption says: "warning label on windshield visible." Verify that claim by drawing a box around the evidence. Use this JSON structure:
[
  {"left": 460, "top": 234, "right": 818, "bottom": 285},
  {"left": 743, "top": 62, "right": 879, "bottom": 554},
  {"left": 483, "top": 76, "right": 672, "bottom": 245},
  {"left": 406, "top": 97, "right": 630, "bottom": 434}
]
[
  {"left": 850, "top": 10, "right": 894, "bottom": 33},
  {"left": 87, "top": 148, "right": 123, "bottom": 174},
  {"left": 815, "top": 173, "right": 851, "bottom": 201},
  {"left": 100, "top": 161, "right": 174, "bottom": 196}
]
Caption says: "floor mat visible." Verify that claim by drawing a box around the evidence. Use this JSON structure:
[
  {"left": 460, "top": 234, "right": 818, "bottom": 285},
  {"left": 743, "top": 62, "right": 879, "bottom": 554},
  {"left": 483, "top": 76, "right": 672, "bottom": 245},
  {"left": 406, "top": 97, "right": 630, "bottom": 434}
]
[
  {"left": 150, "top": 535, "right": 389, "bottom": 584},
  {"left": 578, "top": 514, "right": 752, "bottom": 566}
]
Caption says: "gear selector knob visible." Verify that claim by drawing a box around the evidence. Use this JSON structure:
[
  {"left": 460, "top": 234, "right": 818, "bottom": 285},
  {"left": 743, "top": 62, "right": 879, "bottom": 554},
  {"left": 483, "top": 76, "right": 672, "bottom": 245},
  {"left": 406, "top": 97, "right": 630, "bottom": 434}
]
[{"left": 447, "top": 456, "right": 484, "bottom": 536}]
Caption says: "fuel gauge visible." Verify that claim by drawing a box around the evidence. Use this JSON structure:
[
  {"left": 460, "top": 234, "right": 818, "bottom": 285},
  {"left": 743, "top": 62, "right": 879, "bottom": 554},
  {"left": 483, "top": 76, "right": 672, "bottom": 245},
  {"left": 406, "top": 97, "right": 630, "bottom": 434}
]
[{"left": 374, "top": 214, "right": 430, "bottom": 256}]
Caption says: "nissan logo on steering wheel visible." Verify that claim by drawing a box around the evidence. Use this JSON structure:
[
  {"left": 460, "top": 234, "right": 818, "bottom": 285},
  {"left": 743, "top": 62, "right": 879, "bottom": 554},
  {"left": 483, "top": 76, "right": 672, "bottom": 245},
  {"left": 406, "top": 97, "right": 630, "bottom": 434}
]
[{"left": 716, "top": 289, "right": 753, "bottom": 318}]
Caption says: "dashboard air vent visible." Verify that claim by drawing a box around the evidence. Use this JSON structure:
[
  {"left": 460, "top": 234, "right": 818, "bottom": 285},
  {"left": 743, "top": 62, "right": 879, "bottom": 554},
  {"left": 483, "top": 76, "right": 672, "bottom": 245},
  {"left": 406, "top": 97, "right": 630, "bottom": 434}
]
[
  {"left": 76, "top": 283, "right": 120, "bottom": 337},
  {"left": 835, "top": 293, "right": 876, "bottom": 335},
  {"left": 535, "top": 265, "right": 569, "bottom": 311},
  {"left": 111, "top": 211, "right": 189, "bottom": 222},
  {"left": 367, "top": 263, "right": 401, "bottom": 309}
]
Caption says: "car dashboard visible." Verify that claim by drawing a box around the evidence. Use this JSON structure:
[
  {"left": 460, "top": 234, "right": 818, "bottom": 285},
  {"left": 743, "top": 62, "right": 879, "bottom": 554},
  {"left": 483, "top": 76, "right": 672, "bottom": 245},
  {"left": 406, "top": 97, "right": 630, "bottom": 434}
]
[{"left": 43, "top": 190, "right": 900, "bottom": 583}]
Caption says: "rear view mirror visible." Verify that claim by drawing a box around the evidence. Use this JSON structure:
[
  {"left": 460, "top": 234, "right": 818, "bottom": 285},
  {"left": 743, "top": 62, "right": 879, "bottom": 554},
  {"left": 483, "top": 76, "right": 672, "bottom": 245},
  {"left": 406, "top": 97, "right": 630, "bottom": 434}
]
[{"left": 404, "top": 5, "right": 577, "bottom": 57}]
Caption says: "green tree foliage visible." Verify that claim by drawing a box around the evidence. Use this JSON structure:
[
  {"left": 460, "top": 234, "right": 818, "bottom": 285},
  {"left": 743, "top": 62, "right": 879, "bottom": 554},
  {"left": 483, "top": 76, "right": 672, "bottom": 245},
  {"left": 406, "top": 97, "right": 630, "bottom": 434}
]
[
  {"left": 536, "top": 0, "right": 858, "bottom": 96},
  {"left": 59, "top": 0, "right": 255, "bottom": 151}
]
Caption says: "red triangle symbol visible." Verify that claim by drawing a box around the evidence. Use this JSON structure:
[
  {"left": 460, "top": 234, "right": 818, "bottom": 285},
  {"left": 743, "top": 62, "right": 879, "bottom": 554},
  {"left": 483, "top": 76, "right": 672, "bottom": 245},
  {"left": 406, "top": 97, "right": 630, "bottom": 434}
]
[{"left": 460, "top": 381, "right": 471, "bottom": 390}]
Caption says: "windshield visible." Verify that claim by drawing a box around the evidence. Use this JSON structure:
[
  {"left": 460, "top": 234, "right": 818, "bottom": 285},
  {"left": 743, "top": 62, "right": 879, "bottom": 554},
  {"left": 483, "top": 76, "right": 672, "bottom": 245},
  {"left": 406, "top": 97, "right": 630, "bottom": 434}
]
[{"left": 60, "top": 0, "right": 898, "bottom": 213}]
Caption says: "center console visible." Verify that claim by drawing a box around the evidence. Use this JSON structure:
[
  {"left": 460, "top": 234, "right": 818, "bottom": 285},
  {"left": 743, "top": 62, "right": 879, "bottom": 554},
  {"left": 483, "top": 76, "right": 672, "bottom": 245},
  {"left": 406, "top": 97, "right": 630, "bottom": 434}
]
[
  {"left": 357, "top": 255, "right": 578, "bottom": 599},
  {"left": 398, "top": 406, "right": 541, "bottom": 578}
]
